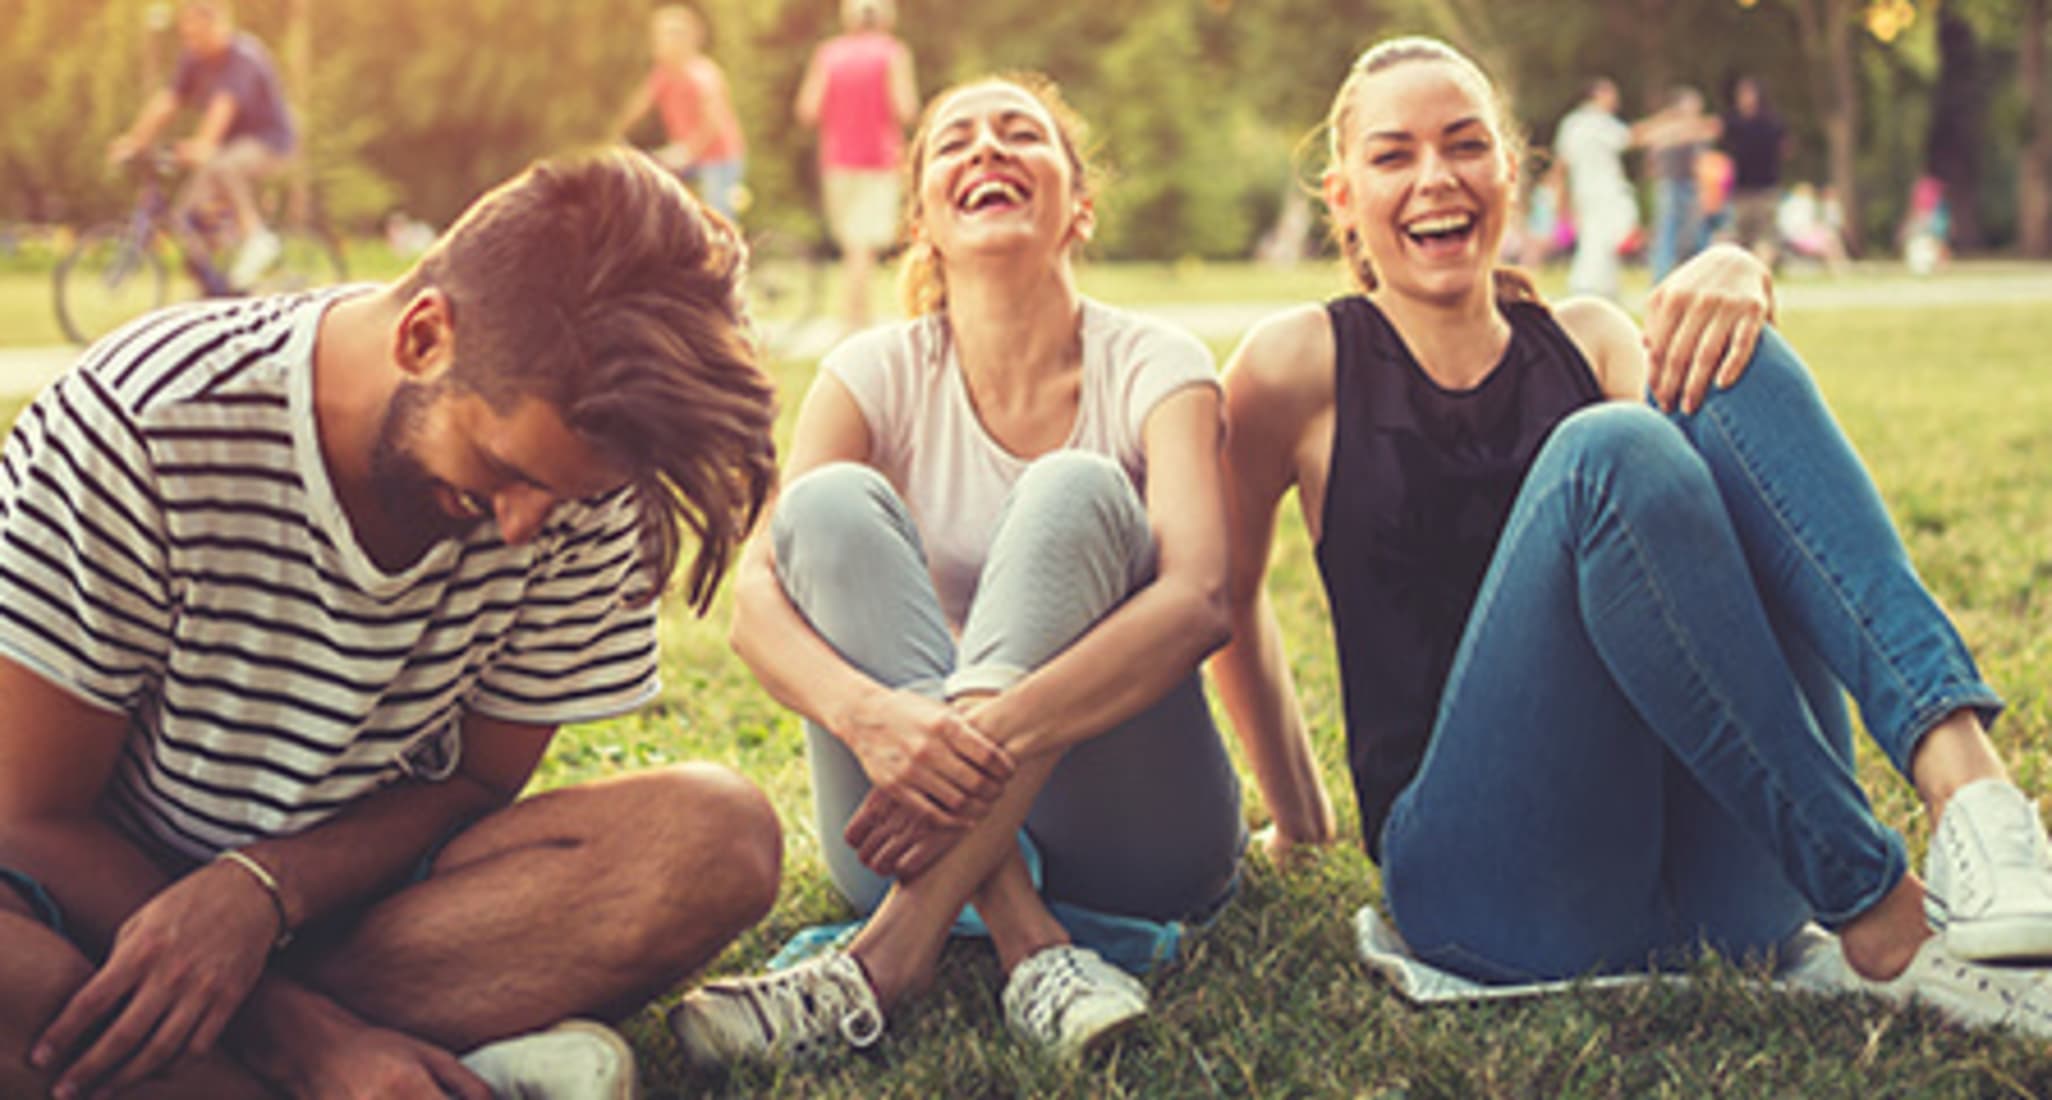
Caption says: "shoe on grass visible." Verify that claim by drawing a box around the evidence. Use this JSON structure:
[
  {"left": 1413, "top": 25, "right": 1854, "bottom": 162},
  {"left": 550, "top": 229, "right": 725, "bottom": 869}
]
[
  {"left": 459, "top": 1018, "right": 638, "bottom": 1100},
  {"left": 1857, "top": 935, "right": 2052, "bottom": 1038},
  {"left": 1926, "top": 778, "right": 2052, "bottom": 961},
  {"left": 667, "top": 950, "right": 884, "bottom": 1069},
  {"left": 1001, "top": 944, "right": 1148, "bottom": 1061},
  {"left": 228, "top": 227, "right": 282, "bottom": 288}
]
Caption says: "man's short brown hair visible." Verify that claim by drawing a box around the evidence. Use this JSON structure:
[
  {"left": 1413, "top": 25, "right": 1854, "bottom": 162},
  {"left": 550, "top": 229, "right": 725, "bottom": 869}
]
[{"left": 400, "top": 149, "right": 777, "bottom": 612}]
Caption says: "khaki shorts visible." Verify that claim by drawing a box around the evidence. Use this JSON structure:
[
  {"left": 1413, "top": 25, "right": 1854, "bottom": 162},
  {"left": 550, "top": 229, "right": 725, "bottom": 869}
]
[
  {"left": 822, "top": 169, "right": 901, "bottom": 253},
  {"left": 1727, "top": 189, "right": 1780, "bottom": 252}
]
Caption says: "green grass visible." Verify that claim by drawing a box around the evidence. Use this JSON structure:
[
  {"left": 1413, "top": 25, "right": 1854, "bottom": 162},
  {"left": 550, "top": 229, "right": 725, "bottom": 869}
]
[{"left": 4, "top": 294, "right": 2051, "bottom": 1096}]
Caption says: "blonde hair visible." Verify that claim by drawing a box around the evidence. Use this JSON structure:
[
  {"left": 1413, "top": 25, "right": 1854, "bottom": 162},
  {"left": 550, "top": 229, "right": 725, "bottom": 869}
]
[
  {"left": 895, "top": 72, "right": 1102, "bottom": 318},
  {"left": 1322, "top": 36, "right": 1540, "bottom": 305}
]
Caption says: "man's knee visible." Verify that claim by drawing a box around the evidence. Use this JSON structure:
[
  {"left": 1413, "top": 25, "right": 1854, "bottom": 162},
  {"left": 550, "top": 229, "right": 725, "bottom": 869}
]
[{"left": 612, "top": 763, "right": 783, "bottom": 931}]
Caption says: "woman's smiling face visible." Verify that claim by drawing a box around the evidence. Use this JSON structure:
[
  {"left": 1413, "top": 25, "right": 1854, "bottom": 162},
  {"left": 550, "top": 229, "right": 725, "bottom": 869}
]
[
  {"left": 912, "top": 81, "right": 1092, "bottom": 269},
  {"left": 1325, "top": 58, "right": 1516, "bottom": 306}
]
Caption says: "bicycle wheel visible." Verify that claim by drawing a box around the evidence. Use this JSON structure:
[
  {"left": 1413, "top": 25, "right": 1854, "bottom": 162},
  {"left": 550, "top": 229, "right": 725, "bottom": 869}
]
[
  {"left": 248, "top": 226, "right": 348, "bottom": 295},
  {"left": 54, "top": 222, "right": 169, "bottom": 346}
]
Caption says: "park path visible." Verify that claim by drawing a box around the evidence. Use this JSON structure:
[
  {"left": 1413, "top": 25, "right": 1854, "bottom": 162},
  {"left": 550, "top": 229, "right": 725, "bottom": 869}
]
[{"left": 6, "top": 265, "right": 2050, "bottom": 400}]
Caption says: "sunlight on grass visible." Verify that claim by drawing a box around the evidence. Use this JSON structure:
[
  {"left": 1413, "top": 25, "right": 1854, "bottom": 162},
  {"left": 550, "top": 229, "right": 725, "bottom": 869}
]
[{"left": 3, "top": 294, "right": 2050, "bottom": 1096}]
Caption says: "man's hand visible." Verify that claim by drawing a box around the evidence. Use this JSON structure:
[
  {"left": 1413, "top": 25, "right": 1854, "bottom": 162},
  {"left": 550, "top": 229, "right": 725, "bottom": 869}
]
[
  {"left": 105, "top": 135, "right": 142, "bottom": 167},
  {"left": 1642, "top": 243, "right": 1776, "bottom": 414},
  {"left": 840, "top": 689, "right": 1013, "bottom": 828},
  {"left": 172, "top": 137, "right": 217, "bottom": 167},
  {"left": 844, "top": 788, "right": 967, "bottom": 880},
  {"left": 33, "top": 858, "right": 280, "bottom": 1097}
]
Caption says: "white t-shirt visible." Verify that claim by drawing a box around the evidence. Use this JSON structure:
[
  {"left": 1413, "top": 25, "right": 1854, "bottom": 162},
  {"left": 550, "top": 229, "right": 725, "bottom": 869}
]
[
  {"left": 1555, "top": 103, "right": 1633, "bottom": 209},
  {"left": 0, "top": 292, "right": 659, "bottom": 862},
  {"left": 824, "top": 298, "right": 1217, "bottom": 628}
]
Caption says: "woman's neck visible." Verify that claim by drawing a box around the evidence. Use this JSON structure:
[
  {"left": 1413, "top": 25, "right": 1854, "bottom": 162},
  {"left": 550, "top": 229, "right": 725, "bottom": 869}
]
[
  {"left": 1371, "top": 282, "right": 1515, "bottom": 390},
  {"left": 944, "top": 261, "right": 1084, "bottom": 401}
]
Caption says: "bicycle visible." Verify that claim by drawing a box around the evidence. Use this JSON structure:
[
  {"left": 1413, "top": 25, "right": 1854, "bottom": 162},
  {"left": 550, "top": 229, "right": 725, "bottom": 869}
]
[{"left": 53, "top": 149, "right": 348, "bottom": 346}]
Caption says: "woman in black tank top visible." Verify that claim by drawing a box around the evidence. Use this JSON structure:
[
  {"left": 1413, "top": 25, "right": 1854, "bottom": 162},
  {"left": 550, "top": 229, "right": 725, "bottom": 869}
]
[{"left": 1212, "top": 35, "right": 2052, "bottom": 1035}]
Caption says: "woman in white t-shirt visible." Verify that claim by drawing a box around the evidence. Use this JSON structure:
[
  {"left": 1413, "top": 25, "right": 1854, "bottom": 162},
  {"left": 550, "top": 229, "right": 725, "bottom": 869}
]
[{"left": 672, "top": 73, "right": 1245, "bottom": 1067}]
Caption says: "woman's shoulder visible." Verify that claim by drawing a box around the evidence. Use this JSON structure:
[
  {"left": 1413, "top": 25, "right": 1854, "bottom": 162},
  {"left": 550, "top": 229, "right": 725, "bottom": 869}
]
[
  {"left": 1548, "top": 295, "right": 1646, "bottom": 398},
  {"left": 1083, "top": 297, "right": 1214, "bottom": 371},
  {"left": 1224, "top": 302, "right": 1336, "bottom": 395}
]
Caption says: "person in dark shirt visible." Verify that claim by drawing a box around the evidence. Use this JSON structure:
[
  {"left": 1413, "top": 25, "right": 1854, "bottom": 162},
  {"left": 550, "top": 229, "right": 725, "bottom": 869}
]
[
  {"left": 109, "top": 0, "right": 298, "bottom": 287},
  {"left": 1720, "top": 75, "right": 1790, "bottom": 266},
  {"left": 1217, "top": 34, "right": 2052, "bottom": 1041}
]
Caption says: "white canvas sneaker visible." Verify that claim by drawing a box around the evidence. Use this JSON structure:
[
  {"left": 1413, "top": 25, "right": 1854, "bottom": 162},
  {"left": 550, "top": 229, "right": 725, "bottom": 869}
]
[
  {"left": 1001, "top": 944, "right": 1148, "bottom": 1061},
  {"left": 1857, "top": 935, "right": 2052, "bottom": 1039},
  {"left": 1926, "top": 778, "right": 2052, "bottom": 960},
  {"left": 667, "top": 950, "right": 885, "bottom": 1069},
  {"left": 459, "top": 1018, "right": 639, "bottom": 1100}
]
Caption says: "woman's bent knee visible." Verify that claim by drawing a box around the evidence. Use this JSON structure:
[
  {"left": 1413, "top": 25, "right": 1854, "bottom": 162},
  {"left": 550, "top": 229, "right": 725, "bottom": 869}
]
[{"left": 1539, "top": 403, "right": 1713, "bottom": 507}]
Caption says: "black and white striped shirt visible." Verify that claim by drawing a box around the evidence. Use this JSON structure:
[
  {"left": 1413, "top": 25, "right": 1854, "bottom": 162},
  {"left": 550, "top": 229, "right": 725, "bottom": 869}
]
[{"left": 0, "top": 292, "right": 659, "bottom": 863}]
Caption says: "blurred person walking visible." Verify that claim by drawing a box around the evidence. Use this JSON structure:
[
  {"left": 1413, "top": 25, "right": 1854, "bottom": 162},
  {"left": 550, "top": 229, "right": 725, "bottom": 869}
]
[
  {"left": 1720, "top": 75, "right": 1789, "bottom": 267},
  {"left": 796, "top": 0, "right": 919, "bottom": 334},
  {"left": 107, "top": 0, "right": 296, "bottom": 288},
  {"left": 1643, "top": 87, "right": 1720, "bottom": 280},
  {"left": 1553, "top": 79, "right": 1637, "bottom": 300},
  {"left": 611, "top": 5, "right": 748, "bottom": 222}
]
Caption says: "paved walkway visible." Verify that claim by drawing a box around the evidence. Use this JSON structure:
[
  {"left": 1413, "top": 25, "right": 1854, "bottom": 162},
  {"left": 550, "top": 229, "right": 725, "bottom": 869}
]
[{"left": 7, "top": 266, "right": 2051, "bottom": 399}]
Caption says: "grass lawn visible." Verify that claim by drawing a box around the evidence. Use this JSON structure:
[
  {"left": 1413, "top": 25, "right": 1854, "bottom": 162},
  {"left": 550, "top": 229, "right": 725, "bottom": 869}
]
[{"left": 3, "top": 292, "right": 2050, "bottom": 1096}]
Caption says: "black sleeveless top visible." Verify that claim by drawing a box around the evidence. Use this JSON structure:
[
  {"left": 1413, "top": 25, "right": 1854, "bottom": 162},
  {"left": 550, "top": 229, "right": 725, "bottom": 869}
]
[{"left": 1314, "top": 296, "right": 1604, "bottom": 861}]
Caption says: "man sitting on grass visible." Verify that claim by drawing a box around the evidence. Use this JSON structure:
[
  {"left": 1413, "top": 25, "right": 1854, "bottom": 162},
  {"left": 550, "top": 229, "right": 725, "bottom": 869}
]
[{"left": 0, "top": 149, "right": 780, "bottom": 1099}]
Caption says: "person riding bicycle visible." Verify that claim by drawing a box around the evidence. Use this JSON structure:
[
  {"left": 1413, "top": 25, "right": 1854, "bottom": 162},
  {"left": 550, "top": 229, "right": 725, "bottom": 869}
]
[
  {"left": 610, "top": 5, "right": 747, "bottom": 223},
  {"left": 107, "top": 0, "right": 296, "bottom": 289}
]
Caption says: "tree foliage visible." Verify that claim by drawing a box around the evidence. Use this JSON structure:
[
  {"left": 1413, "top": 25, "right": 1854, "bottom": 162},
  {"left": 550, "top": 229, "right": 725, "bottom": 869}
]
[{"left": 2, "top": 0, "right": 2044, "bottom": 255}]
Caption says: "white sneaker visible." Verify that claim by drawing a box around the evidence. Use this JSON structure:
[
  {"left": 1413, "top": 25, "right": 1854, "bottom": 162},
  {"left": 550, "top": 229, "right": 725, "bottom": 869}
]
[
  {"left": 459, "top": 1018, "right": 639, "bottom": 1100},
  {"left": 229, "top": 228, "right": 282, "bottom": 288},
  {"left": 1856, "top": 935, "right": 2052, "bottom": 1039},
  {"left": 667, "top": 951, "right": 884, "bottom": 1069},
  {"left": 1926, "top": 778, "right": 2052, "bottom": 960},
  {"left": 1001, "top": 944, "right": 1148, "bottom": 1061}
]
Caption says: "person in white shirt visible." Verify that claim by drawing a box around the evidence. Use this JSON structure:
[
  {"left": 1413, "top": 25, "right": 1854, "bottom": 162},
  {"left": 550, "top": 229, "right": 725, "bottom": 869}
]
[
  {"left": 678, "top": 72, "right": 1245, "bottom": 1068},
  {"left": 1553, "top": 78, "right": 1639, "bottom": 300}
]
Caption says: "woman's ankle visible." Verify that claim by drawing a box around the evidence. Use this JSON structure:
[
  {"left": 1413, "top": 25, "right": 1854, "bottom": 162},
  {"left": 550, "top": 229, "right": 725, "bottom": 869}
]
[
  {"left": 1910, "top": 709, "right": 2008, "bottom": 823},
  {"left": 1838, "top": 873, "right": 1932, "bottom": 981}
]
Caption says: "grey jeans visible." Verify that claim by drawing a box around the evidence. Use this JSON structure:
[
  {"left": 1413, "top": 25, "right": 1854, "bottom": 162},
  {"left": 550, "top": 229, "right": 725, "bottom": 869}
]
[{"left": 774, "top": 454, "right": 1244, "bottom": 922}]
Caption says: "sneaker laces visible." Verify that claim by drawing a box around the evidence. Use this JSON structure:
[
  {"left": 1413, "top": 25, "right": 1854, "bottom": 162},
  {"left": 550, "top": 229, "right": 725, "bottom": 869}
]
[
  {"left": 741, "top": 958, "right": 884, "bottom": 1054},
  {"left": 1009, "top": 946, "right": 1128, "bottom": 1040}
]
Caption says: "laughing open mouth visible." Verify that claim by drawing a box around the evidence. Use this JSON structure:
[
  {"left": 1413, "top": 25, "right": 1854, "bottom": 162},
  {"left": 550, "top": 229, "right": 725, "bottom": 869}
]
[
  {"left": 958, "top": 177, "right": 1029, "bottom": 212},
  {"left": 1404, "top": 211, "right": 1476, "bottom": 245}
]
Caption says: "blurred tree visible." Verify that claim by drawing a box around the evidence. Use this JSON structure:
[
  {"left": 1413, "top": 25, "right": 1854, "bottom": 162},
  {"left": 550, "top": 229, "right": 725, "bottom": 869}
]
[
  {"left": 2019, "top": 0, "right": 2052, "bottom": 254},
  {"left": 1927, "top": 5, "right": 1989, "bottom": 248},
  {"left": 2, "top": 0, "right": 2042, "bottom": 256}
]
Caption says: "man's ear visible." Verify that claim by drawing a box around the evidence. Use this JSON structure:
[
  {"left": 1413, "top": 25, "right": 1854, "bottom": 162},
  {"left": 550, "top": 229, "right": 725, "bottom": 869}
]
[{"left": 393, "top": 288, "right": 454, "bottom": 381}]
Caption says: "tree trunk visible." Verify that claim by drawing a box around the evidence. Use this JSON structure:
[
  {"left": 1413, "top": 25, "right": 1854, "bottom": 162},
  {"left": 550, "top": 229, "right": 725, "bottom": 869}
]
[
  {"left": 1927, "top": 8, "right": 1986, "bottom": 250},
  {"left": 1824, "top": 0, "right": 1863, "bottom": 255},
  {"left": 2023, "top": 0, "right": 2052, "bottom": 257},
  {"left": 1791, "top": 0, "right": 1864, "bottom": 255}
]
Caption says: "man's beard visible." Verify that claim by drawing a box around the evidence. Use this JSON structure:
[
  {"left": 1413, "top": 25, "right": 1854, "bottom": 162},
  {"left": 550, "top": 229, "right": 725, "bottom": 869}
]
[{"left": 366, "top": 380, "right": 484, "bottom": 545}]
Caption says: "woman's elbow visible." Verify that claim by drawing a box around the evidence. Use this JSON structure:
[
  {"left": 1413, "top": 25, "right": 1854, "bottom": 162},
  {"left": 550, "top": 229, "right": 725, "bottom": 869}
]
[{"left": 1180, "top": 575, "right": 1233, "bottom": 659}]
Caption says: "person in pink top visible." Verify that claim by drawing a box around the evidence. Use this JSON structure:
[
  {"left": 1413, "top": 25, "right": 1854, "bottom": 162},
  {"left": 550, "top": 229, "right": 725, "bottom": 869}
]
[
  {"left": 795, "top": 0, "right": 918, "bottom": 331},
  {"left": 612, "top": 5, "right": 747, "bottom": 222}
]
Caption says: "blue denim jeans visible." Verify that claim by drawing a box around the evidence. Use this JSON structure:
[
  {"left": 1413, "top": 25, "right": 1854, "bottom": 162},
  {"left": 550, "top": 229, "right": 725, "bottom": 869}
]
[
  {"left": 1381, "top": 328, "right": 2003, "bottom": 984},
  {"left": 1649, "top": 176, "right": 1700, "bottom": 281},
  {"left": 773, "top": 455, "right": 1244, "bottom": 926}
]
